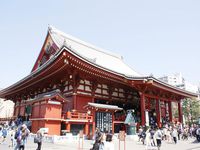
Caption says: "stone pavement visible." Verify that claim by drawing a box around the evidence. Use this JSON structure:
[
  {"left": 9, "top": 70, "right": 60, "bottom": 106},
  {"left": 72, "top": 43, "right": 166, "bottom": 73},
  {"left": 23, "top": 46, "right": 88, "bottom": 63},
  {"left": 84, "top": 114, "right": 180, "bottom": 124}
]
[{"left": 0, "top": 136, "right": 200, "bottom": 150}]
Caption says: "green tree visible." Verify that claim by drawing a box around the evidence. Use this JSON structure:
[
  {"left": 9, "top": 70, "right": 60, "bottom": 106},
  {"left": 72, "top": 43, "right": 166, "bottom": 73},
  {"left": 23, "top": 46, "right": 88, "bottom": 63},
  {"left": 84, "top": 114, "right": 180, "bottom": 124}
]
[{"left": 182, "top": 98, "right": 200, "bottom": 124}]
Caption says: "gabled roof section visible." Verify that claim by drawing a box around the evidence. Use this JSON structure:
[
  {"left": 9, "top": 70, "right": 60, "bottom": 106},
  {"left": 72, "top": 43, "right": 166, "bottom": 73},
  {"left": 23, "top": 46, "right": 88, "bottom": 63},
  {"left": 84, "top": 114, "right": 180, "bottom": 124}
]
[
  {"left": 31, "top": 28, "right": 59, "bottom": 72},
  {"left": 31, "top": 89, "right": 69, "bottom": 102},
  {"left": 48, "top": 26, "right": 141, "bottom": 77}
]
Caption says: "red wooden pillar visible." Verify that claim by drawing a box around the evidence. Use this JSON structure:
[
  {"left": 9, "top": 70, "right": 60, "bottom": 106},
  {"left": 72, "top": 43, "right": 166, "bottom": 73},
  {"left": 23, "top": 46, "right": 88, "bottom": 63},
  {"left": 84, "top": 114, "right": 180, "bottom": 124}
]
[
  {"left": 168, "top": 101, "right": 172, "bottom": 122},
  {"left": 164, "top": 101, "right": 167, "bottom": 117},
  {"left": 112, "top": 112, "right": 114, "bottom": 134},
  {"left": 66, "top": 123, "right": 71, "bottom": 131},
  {"left": 92, "top": 111, "right": 96, "bottom": 136},
  {"left": 178, "top": 101, "right": 182, "bottom": 123},
  {"left": 156, "top": 99, "right": 161, "bottom": 127},
  {"left": 88, "top": 121, "right": 91, "bottom": 139},
  {"left": 73, "top": 93, "right": 77, "bottom": 109},
  {"left": 18, "top": 100, "right": 21, "bottom": 116},
  {"left": 38, "top": 101, "right": 42, "bottom": 131},
  {"left": 85, "top": 122, "right": 89, "bottom": 135},
  {"left": 140, "top": 92, "right": 146, "bottom": 126},
  {"left": 39, "top": 101, "right": 41, "bottom": 118}
]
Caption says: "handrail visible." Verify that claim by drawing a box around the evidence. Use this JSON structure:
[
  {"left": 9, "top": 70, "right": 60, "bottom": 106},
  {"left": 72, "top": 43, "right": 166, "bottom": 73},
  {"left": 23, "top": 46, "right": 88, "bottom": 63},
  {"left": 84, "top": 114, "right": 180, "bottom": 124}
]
[{"left": 65, "top": 111, "right": 93, "bottom": 121}]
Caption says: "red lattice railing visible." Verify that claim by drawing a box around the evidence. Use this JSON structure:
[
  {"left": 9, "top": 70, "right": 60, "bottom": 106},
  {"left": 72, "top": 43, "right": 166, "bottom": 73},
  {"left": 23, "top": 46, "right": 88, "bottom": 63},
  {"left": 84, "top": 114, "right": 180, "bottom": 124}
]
[{"left": 65, "top": 111, "right": 93, "bottom": 122}]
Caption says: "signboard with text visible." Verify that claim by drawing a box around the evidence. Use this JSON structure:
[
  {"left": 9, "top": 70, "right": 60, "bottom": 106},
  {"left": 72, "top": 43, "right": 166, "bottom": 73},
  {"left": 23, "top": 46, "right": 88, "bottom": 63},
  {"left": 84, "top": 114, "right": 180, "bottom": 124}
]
[{"left": 95, "top": 112, "right": 112, "bottom": 133}]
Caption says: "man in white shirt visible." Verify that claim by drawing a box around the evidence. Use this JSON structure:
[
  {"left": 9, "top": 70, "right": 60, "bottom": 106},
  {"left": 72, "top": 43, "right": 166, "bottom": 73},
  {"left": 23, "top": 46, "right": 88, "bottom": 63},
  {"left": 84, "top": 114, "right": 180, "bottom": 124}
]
[{"left": 154, "top": 127, "right": 162, "bottom": 150}]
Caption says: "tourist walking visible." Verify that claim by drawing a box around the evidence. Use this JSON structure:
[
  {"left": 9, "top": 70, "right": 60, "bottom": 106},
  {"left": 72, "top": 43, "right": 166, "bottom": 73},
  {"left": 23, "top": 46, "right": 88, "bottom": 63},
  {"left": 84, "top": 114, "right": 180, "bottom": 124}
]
[
  {"left": 177, "top": 126, "right": 182, "bottom": 140},
  {"left": 14, "top": 125, "right": 29, "bottom": 150},
  {"left": 150, "top": 127, "right": 156, "bottom": 146},
  {"left": 14, "top": 127, "right": 22, "bottom": 150},
  {"left": 1, "top": 127, "right": 7, "bottom": 144},
  {"left": 182, "top": 127, "right": 189, "bottom": 140},
  {"left": 140, "top": 128, "right": 146, "bottom": 145},
  {"left": 9, "top": 127, "right": 15, "bottom": 147},
  {"left": 171, "top": 128, "right": 178, "bottom": 144},
  {"left": 162, "top": 127, "right": 167, "bottom": 141},
  {"left": 21, "top": 124, "right": 30, "bottom": 144},
  {"left": 145, "top": 128, "right": 152, "bottom": 150},
  {"left": 154, "top": 127, "right": 162, "bottom": 150},
  {"left": 34, "top": 130, "right": 43, "bottom": 150},
  {"left": 90, "top": 131, "right": 105, "bottom": 150},
  {"left": 138, "top": 126, "right": 143, "bottom": 142},
  {"left": 166, "top": 127, "right": 172, "bottom": 143}
]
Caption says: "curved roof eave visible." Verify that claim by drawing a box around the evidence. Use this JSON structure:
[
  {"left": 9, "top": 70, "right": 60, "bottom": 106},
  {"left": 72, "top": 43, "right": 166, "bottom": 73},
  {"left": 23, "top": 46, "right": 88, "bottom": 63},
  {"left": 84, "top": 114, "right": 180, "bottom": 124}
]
[
  {"left": 145, "top": 76, "right": 197, "bottom": 98},
  {"left": 0, "top": 47, "right": 65, "bottom": 97},
  {"left": 125, "top": 75, "right": 197, "bottom": 98}
]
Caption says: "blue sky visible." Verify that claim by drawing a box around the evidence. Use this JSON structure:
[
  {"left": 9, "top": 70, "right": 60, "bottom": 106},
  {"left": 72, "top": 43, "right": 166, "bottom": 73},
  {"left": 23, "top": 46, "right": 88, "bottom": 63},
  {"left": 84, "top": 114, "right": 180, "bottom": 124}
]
[{"left": 0, "top": 0, "right": 200, "bottom": 89}]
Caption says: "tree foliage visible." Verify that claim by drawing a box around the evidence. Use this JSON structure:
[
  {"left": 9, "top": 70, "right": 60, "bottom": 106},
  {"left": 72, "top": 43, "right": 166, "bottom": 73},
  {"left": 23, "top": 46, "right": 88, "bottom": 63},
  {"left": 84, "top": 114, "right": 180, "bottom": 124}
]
[{"left": 182, "top": 98, "right": 200, "bottom": 124}]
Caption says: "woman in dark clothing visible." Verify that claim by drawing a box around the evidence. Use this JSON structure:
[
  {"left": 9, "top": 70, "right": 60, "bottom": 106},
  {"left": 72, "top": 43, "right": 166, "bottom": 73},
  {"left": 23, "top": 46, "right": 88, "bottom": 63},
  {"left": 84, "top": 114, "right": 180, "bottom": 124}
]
[{"left": 90, "top": 131, "right": 104, "bottom": 150}]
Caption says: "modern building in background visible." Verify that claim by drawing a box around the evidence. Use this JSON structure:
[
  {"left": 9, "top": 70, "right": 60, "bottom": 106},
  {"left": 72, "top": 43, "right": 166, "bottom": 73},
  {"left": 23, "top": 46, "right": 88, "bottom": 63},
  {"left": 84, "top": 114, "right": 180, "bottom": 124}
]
[
  {"left": 159, "top": 73, "right": 199, "bottom": 94},
  {"left": 0, "top": 26, "right": 197, "bottom": 135},
  {"left": 0, "top": 98, "right": 14, "bottom": 118}
]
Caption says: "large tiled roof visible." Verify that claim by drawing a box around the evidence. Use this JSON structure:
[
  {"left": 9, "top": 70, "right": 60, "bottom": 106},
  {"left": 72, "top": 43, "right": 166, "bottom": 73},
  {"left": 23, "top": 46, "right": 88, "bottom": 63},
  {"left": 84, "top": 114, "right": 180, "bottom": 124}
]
[
  {"left": 0, "top": 26, "right": 197, "bottom": 99},
  {"left": 49, "top": 26, "right": 142, "bottom": 77}
]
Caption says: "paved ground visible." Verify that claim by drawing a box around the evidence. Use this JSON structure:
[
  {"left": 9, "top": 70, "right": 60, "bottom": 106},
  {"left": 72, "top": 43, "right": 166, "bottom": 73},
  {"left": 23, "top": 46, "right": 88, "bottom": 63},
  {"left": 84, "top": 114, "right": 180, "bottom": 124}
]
[{"left": 0, "top": 136, "right": 200, "bottom": 150}]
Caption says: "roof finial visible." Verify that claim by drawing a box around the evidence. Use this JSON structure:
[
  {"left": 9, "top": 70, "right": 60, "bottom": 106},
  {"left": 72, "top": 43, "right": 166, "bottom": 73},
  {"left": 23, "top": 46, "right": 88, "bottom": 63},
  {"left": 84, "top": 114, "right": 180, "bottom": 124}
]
[
  {"left": 48, "top": 24, "right": 52, "bottom": 32},
  {"left": 63, "top": 39, "right": 67, "bottom": 46},
  {"left": 149, "top": 73, "right": 154, "bottom": 77}
]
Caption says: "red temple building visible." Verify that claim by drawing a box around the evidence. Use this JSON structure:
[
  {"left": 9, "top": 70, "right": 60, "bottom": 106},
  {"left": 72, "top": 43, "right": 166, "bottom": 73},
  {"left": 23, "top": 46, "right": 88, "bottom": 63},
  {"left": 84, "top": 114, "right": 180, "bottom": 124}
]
[{"left": 0, "top": 26, "right": 197, "bottom": 136}]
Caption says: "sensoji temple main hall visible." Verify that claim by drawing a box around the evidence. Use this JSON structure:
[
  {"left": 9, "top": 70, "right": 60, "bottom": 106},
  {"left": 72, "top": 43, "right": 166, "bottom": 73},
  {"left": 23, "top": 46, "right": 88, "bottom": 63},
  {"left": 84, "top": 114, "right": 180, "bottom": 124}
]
[{"left": 0, "top": 26, "right": 197, "bottom": 136}]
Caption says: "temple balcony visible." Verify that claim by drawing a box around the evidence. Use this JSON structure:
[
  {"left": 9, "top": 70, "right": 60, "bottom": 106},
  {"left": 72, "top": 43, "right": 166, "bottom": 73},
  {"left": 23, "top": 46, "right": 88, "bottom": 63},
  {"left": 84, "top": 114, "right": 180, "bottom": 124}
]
[{"left": 64, "top": 111, "right": 93, "bottom": 123}]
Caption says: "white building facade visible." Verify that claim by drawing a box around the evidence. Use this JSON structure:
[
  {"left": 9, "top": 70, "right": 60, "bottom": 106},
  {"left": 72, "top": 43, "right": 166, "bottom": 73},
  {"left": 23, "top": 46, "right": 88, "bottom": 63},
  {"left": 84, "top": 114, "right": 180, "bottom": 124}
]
[
  {"left": 0, "top": 98, "right": 14, "bottom": 118},
  {"left": 159, "top": 73, "right": 199, "bottom": 94}
]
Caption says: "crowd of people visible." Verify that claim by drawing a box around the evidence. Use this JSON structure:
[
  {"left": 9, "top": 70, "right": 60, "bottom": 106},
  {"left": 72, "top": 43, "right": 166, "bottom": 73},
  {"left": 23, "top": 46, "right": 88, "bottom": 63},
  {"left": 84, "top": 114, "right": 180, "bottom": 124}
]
[
  {"left": 138, "top": 123, "right": 200, "bottom": 150},
  {"left": 90, "top": 123, "right": 200, "bottom": 150},
  {"left": 0, "top": 122, "right": 29, "bottom": 149},
  {"left": 1, "top": 119, "right": 200, "bottom": 150},
  {"left": 0, "top": 118, "right": 43, "bottom": 150}
]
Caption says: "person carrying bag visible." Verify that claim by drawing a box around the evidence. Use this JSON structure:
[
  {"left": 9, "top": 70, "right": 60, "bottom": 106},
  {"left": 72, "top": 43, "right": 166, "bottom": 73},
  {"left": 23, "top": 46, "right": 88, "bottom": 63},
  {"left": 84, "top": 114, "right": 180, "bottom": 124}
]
[{"left": 34, "top": 130, "right": 43, "bottom": 150}]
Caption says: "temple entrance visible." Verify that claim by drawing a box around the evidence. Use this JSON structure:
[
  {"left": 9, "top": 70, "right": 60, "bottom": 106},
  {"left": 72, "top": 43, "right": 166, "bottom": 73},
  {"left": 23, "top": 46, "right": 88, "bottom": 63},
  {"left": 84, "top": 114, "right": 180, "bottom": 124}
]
[
  {"left": 85, "top": 102, "right": 122, "bottom": 134},
  {"left": 144, "top": 97, "right": 171, "bottom": 127},
  {"left": 148, "top": 109, "right": 157, "bottom": 127},
  {"left": 160, "top": 101, "right": 169, "bottom": 124},
  {"left": 145, "top": 98, "right": 157, "bottom": 127},
  {"left": 94, "top": 97, "right": 140, "bottom": 133}
]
